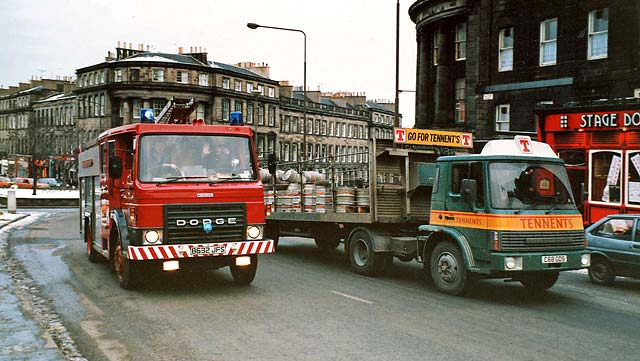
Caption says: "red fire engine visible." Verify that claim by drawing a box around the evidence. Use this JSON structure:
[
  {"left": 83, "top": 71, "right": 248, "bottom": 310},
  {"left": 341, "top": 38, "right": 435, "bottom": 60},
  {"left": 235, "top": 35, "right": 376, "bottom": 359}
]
[{"left": 77, "top": 104, "right": 273, "bottom": 289}]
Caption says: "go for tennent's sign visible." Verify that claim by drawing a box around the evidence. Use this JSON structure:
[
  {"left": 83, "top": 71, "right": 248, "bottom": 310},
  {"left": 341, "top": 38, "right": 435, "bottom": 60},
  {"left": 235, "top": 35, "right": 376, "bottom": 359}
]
[{"left": 394, "top": 128, "right": 473, "bottom": 148}]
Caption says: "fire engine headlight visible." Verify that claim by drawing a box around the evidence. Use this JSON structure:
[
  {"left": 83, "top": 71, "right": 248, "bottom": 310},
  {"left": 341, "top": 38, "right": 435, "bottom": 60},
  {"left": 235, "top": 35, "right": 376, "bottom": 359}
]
[
  {"left": 581, "top": 253, "right": 591, "bottom": 267},
  {"left": 505, "top": 256, "right": 523, "bottom": 271},
  {"left": 246, "top": 225, "right": 263, "bottom": 240},
  {"left": 143, "top": 230, "right": 162, "bottom": 245}
]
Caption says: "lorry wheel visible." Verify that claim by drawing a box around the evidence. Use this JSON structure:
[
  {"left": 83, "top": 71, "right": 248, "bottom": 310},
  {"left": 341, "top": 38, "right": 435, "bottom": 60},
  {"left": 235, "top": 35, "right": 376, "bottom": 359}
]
[
  {"left": 230, "top": 255, "right": 258, "bottom": 285},
  {"left": 588, "top": 257, "right": 615, "bottom": 285},
  {"left": 85, "top": 220, "right": 100, "bottom": 263},
  {"left": 348, "top": 231, "right": 392, "bottom": 276},
  {"left": 519, "top": 272, "right": 559, "bottom": 292},
  {"left": 430, "top": 242, "right": 469, "bottom": 296},
  {"left": 113, "top": 235, "right": 140, "bottom": 290}
]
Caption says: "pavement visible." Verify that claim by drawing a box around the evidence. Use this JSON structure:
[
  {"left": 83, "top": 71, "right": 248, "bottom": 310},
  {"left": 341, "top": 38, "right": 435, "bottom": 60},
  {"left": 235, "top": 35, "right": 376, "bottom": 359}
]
[{"left": 0, "top": 208, "right": 68, "bottom": 360}]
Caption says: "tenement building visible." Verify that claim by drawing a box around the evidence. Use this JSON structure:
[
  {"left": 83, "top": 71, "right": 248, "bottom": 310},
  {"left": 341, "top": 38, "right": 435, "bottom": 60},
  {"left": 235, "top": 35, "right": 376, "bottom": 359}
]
[
  {"left": 0, "top": 78, "right": 74, "bottom": 176},
  {"left": 1, "top": 44, "right": 398, "bottom": 180},
  {"left": 409, "top": 0, "right": 640, "bottom": 222}
]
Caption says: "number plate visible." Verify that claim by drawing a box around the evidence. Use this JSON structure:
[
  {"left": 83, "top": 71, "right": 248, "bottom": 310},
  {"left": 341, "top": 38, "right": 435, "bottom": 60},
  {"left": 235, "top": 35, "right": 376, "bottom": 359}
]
[
  {"left": 542, "top": 255, "right": 567, "bottom": 264},
  {"left": 189, "top": 244, "right": 227, "bottom": 256}
]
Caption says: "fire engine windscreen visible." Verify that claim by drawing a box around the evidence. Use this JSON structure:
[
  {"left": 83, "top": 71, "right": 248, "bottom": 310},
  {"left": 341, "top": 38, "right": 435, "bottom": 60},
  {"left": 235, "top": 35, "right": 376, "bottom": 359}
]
[
  {"left": 488, "top": 162, "right": 574, "bottom": 210},
  {"left": 138, "top": 135, "right": 256, "bottom": 182}
]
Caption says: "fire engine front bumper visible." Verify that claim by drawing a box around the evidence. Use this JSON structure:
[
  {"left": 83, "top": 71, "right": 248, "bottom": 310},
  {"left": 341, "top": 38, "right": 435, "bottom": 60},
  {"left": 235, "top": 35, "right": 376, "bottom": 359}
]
[{"left": 126, "top": 240, "right": 275, "bottom": 261}]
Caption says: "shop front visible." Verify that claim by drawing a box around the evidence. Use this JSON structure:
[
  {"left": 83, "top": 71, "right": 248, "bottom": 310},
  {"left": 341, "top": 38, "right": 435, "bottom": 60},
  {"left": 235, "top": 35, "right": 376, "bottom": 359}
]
[{"left": 540, "top": 107, "right": 640, "bottom": 224}]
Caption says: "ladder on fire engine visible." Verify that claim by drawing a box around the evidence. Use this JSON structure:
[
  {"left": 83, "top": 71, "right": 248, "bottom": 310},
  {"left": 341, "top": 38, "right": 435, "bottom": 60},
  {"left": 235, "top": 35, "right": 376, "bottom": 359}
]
[{"left": 154, "top": 97, "right": 197, "bottom": 124}]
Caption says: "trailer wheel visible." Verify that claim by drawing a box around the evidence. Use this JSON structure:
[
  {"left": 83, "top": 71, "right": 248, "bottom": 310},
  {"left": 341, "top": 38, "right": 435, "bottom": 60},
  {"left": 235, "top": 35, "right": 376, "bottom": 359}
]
[
  {"left": 230, "top": 255, "right": 258, "bottom": 285},
  {"left": 430, "top": 242, "right": 469, "bottom": 296},
  {"left": 85, "top": 219, "right": 100, "bottom": 263},
  {"left": 313, "top": 225, "right": 341, "bottom": 252},
  {"left": 113, "top": 233, "right": 140, "bottom": 290},
  {"left": 348, "top": 231, "right": 392, "bottom": 276},
  {"left": 519, "top": 272, "right": 559, "bottom": 292}
]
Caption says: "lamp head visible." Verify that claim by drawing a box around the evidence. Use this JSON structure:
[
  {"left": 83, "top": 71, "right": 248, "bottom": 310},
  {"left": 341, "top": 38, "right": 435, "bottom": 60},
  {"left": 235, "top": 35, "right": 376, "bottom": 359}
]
[{"left": 247, "top": 23, "right": 260, "bottom": 29}]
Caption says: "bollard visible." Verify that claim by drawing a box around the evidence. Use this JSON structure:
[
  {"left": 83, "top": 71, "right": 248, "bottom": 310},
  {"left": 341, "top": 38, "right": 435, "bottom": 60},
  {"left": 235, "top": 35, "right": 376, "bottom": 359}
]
[{"left": 7, "top": 189, "right": 16, "bottom": 214}]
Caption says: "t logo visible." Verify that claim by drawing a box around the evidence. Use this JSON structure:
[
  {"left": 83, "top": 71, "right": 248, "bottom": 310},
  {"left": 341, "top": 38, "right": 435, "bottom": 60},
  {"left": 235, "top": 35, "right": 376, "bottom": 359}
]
[
  {"left": 515, "top": 135, "right": 533, "bottom": 154},
  {"left": 461, "top": 133, "right": 472, "bottom": 147},
  {"left": 394, "top": 128, "right": 406, "bottom": 143}
]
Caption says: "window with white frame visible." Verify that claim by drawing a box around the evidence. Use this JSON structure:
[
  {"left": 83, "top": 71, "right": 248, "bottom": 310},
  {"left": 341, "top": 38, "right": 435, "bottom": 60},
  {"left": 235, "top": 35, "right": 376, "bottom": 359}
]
[
  {"left": 257, "top": 84, "right": 264, "bottom": 95},
  {"left": 235, "top": 79, "right": 242, "bottom": 92},
  {"left": 222, "top": 98, "right": 230, "bottom": 121},
  {"left": 234, "top": 100, "right": 243, "bottom": 113},
  {"left": 222, "top": 78, "right": 230, "bottom": 89},
  {"left": 247, "top": 83, "right": 254, "bottom": 93},
  {"left": 268, "top": 105, "right": 275, "bottom": 126},
  {"left": 114, "top": 69, "right": 123, "bottom": 82},
  {"left": 100, "top": 94, "right": 106, "bottom": 116},
  {"left": 258, "top": 104, "right": 264, "bottom": 125},
  {"left": 246, "top": 103, "right": 254, "bottom": 124},
  {"left": 588, "top": 8, "right": 608, "bottom": 60},
  {"left": 540, "top": 18, "right": 557, "bottom": 66},
  {"left": 177, "top": 71, "right": 189, "bottom": 84},
  {"left": 495, "top": 104, "right": 510, "bottom": 132},
  {"left": 198, "top": 73, "right": 208, "bottom": 86},
  {"left": 432, "top": 30, "right": 440, "bottom": 66},
  {"left": 455, "top": 78, "right": 465, "bottom": 123},
  {"left": 292, "top": 116, "right": 298, "bottom": 133},
  {"left": 153, "top": 99, "right": 164, "bottom": 117},
  {"left": 455, "top": 22, "right": 467, "bottom": 60},
  {"left": 196, "top": 103, "right": 205, "bottom": 119},
  {"left": 268, "top": 87, "right": 275, "bottom": 97},
  {"left": 152, "top": 69, "right": 164, "bottom": 82},
  {"left": 499, "top": 27, "right": 514, "bottom": 72}
]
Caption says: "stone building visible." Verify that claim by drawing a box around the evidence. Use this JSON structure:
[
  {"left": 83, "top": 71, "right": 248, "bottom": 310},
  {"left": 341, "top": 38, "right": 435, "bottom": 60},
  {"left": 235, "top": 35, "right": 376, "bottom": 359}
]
[
  {"left": 32, "top": 92, "right": 78, "bottom": 182},
  {"left": 409, "top": 0, "right": 640, "bottom": 149},
  {"left": 0, "top": 78, "right": 74, "bottom": 176}
]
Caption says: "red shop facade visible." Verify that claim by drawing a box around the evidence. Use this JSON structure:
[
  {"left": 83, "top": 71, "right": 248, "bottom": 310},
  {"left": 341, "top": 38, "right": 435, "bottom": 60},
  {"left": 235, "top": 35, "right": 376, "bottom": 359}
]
[{"left": 539, "top": 105, "right": 640, "bottom": 225}]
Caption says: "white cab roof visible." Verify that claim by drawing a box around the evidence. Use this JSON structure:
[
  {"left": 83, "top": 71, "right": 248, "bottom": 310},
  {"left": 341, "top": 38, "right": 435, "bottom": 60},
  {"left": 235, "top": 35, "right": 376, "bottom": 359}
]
[{"left": 481, "top": 136, "right": 558, "bottom": 158}]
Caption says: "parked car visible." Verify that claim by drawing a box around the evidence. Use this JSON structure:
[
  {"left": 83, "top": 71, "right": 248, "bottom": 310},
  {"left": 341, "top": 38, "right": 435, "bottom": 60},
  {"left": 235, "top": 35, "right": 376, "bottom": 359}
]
[
  {"left": 0, "top": 176, "right": 12, "bottom": 188},
  {"left": 586, "top": 214, "right": 640, "bottom": 285},
  {"left": 9, "top": 177, "right": 51, "bottom": 189},
  {"left": 38, "top": 178, "right": 63, "bottom": 188}
]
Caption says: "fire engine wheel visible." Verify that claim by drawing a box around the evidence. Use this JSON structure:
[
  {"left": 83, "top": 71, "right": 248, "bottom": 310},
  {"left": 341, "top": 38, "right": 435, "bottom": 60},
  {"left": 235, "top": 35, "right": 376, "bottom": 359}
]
[
  {"left": 430, "top": 242, "right": 469, "bottom": 296},
  {"left": 113, "top": 239, "right": 140, "bottom": 290},
  {"left": 85, "top": 221, "right": 100, "bottom": 263},
  {"left": 230, "top": 255, "right": 258, "bottom": 285},
  {"left": 588, "top": 257, "right": 615, "bottom": 285},
  {"left": 348, "top": 230, "right": 392, "bottom": 276},
  {"left": 519, "top": 272, "right": 559, "bottom": 292}
]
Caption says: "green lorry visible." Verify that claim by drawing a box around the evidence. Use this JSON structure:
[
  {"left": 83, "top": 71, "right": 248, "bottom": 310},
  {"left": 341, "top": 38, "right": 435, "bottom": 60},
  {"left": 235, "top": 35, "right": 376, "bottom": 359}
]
[{"left": 264, "top": 132, "right": 590, "bottom": 295}]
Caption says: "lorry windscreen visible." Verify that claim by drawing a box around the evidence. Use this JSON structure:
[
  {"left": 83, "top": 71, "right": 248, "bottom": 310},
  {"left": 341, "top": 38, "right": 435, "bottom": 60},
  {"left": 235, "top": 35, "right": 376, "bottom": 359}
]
[
  {"left": 488, "top": 161, "right": 574, "bottom": 210},
  {"left": 138, "top": 134, "right": 256, "bottom": 183}
]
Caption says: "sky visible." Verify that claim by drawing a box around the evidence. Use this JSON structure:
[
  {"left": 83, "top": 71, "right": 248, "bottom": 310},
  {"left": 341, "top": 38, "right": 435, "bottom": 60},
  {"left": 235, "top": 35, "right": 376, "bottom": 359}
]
[{"left": 0, "top": 0, "right": 418, "bottom": 127}]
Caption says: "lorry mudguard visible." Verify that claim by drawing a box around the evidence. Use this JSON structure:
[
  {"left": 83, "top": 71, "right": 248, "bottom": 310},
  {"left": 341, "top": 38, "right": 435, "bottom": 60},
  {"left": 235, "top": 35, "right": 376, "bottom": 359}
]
[
  {"left": 418, "top": 224, "right": 477, "bottom": 270},
  {"left": 346, "top": 227, "right": 392, "bottom": 253},
  {"left": 110, "top": 209, "right": 131, "bottom": 256}
]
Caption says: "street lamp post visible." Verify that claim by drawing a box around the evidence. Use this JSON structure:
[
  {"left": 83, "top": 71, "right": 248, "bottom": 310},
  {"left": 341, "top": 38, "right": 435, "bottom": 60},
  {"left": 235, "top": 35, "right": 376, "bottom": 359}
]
[{"left": 247, "top": 22, "right": 306, "bottom": 166}]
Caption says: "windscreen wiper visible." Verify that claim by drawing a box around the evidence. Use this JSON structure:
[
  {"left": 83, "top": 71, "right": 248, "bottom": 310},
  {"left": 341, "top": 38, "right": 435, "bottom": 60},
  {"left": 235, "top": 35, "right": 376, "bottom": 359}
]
[
  {"left": 155, "top": 176, "right": 208, "bottom": 186},
  {"left": 208, "top": 175, "right": 254, "bottom": 185}
]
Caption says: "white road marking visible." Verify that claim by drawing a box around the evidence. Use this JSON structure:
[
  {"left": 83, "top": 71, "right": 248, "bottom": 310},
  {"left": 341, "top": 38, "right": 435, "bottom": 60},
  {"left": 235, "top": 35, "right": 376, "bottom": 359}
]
[{"left": 331, "top": 290, "right": 373, "bottom": 304}]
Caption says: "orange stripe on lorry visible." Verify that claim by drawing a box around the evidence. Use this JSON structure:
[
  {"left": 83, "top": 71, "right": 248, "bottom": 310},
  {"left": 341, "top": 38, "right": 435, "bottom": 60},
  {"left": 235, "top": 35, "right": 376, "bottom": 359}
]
[{"left": 429, "top": 211, "right": 583, "bottom": 231}]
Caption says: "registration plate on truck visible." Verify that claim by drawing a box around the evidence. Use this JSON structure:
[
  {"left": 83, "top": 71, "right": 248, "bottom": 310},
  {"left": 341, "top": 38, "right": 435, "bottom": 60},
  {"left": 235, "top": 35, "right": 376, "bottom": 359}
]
[
  {"left": 189, "top": 244, "right": 227, "bottom": 256},
  {"left": 542, "top": 255, "right": 567, "bottom": 264}
]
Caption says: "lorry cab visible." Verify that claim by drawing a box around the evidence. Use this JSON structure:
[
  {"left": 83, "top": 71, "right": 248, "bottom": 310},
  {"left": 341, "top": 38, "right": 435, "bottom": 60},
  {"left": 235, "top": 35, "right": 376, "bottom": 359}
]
[{"left": 422, "top": 136, "right": 590, "bottom": 295}]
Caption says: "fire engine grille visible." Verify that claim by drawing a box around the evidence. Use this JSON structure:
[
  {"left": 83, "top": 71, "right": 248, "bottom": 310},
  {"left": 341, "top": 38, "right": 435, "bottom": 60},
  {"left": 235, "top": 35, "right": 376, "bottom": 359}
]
[
  {"left": 500, "top": 230, "right": 585, "bottom": 252},
  {"left": 164, "top": 203, "right": 245, "bottom": 244}
]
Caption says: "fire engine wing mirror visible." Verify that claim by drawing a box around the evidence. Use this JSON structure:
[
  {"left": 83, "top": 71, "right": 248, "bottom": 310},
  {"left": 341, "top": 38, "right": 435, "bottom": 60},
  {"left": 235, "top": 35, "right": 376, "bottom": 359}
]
[
  {"left": 109, "top": 155, "right": 123, "bottom": 179},
  {"left": 461, "top": 178, "right": 477, "bottom": 205}
]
